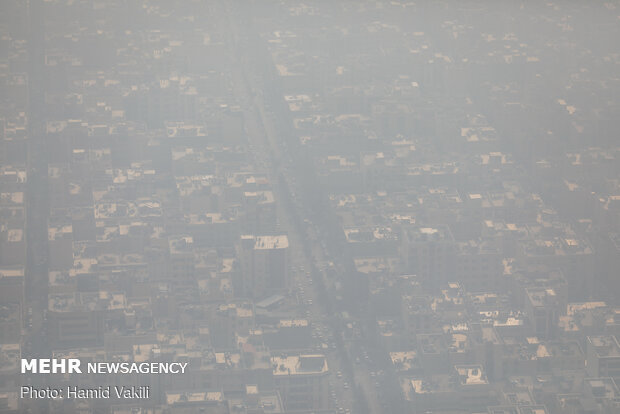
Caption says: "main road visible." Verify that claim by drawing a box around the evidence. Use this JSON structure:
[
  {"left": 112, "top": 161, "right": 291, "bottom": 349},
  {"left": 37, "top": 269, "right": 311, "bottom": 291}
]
[{"left": 223, "top": 2, "right": 383, "bottom": 413}]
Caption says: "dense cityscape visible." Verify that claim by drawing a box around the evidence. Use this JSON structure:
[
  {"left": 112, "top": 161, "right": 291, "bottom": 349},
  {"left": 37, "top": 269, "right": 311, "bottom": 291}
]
[{"left": 0, "top": 1, "right": 619, "bottom": 413}]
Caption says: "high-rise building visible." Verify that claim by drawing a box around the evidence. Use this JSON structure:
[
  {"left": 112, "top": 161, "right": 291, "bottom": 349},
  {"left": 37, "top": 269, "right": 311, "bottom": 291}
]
[
  {"left": 238, "top": 235, "right": 288, "bottom": 299},
  {"left": 401, "top": 225, "right": 456, "bottom": 289},
  {"left": 586, "top": 335, "right": 620, "bottom": 381},
  {"left": 271, "top": 354, "right": 329, "bottom": 411}
]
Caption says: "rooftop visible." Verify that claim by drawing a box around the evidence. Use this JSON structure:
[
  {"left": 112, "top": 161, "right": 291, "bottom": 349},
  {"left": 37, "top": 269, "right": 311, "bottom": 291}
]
[
  {"left": 455, "top": 364, "right": 488, "bottom": 386},
  {"left": 271, "top": 354, "right": 328, "bottom": 376},
  {"left": 588, "top": 335, "right": 620, "bottom": 357},
  {"left": 166, "top": 391, "right": 223, "bottom": 405},
  {"left": 390, "top": 351, "right": 418, "bottom": 371},
  {"left": 244, "top": 235, "right": 289, "bottom": 250}
]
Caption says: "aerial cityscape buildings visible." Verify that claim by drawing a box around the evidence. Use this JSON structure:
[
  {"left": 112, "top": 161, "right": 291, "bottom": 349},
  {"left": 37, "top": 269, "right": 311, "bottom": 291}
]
[{"left": 0, "top": 0, "right": 619, "bottom": 413}]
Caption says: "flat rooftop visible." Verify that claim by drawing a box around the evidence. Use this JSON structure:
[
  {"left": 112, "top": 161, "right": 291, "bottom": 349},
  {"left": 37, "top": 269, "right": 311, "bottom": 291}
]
[
  {"left": 588, "top": 335, "right": 620, "bottom": 357},
  {"left": 271, "top": 354, "right": 328, "bottom": 376},
  {"left": 243, "top": 235, "right": 289, "bottom": 250}
]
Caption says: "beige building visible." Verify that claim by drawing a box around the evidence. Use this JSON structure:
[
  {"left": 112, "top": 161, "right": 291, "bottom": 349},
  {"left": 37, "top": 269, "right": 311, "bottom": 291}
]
[
  {"left": 586, "top": 335, "right": 620, "bottom": 381},
  {"left": 239, "top": 235, "right": 288, "bottom": 299},
  {"left": 271, "top": 354, "right": 329, "bottom": 411}
]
